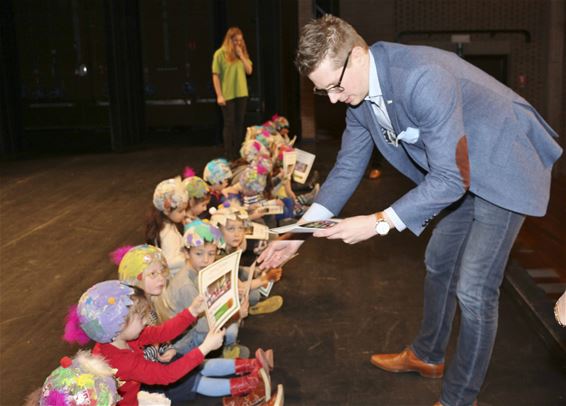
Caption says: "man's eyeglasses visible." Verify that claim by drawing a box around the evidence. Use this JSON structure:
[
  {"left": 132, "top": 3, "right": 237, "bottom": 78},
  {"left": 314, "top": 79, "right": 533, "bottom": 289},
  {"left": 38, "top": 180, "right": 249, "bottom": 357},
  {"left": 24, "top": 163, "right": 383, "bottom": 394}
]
[{"left": 313, "top": 50, "right": 352, "bottom": 96}]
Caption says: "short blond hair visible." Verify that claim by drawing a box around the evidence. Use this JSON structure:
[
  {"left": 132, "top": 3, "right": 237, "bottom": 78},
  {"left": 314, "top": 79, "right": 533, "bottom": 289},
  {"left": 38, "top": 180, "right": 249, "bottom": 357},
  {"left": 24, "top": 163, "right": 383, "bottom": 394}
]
[{"left": 295, "top": 15, "right": 367, "bottom": 76}]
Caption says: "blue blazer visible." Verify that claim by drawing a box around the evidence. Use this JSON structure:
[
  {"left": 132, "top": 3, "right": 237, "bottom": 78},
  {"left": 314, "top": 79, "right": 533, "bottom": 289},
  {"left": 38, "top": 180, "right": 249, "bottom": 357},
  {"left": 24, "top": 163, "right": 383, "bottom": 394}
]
[{"left": 315, "top": 42, "right": 562, "bottom": 235}]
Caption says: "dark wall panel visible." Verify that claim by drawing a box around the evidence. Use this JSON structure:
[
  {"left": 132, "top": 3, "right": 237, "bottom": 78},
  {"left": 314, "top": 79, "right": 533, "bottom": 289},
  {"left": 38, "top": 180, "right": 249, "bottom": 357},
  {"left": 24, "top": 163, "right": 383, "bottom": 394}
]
[{"left": 15, "top": 0, "right": 109, "bottom": 130}]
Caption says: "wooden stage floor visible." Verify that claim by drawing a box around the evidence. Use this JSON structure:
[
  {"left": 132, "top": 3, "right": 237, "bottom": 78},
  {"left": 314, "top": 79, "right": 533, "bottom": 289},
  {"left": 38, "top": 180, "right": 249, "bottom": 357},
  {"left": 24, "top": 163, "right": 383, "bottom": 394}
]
[{"left": 1, "top": 140, "right": 565, "bottom": 405}]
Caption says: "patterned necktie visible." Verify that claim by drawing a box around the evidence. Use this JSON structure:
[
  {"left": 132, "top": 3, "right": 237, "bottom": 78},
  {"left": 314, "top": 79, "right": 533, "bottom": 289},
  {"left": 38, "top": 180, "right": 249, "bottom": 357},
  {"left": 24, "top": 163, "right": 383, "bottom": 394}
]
[{"left": 380, "top": 126, "right": 398, "bottom": 145}]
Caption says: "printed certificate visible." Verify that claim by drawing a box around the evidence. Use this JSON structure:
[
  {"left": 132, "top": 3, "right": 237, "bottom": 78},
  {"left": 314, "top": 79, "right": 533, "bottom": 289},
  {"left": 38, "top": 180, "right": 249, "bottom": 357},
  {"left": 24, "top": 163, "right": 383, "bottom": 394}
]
[
  {"left": 198, "top": 250, "right": 242, "bottom": 330},
  {"left": 292, "top": 148, "right": 316, "bottom": 184}
]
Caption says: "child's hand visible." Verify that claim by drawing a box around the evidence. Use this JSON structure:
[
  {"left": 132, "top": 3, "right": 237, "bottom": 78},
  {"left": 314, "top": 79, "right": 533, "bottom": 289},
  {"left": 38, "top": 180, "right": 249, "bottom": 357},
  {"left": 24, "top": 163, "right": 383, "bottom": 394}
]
[
  {"left": 238, "top": 280, "right": 249, "bottom": 296},
  {"left": 189, "top": 295, "right": 206, "bottom": 317},
  {"left": 266, "top": 267, "right": 282, "bottom": 282},
  {"left": 157, "top": 348, "right": 177, "bottom": 363},
  {"left": 250, "top": 206, "right": 266, "bottom": 220},
  {"left": 240, "top": 296, "right": 249, "bottom": 318},
  {"left": 199, "top": 328, "right": 225, "bottom": 354}
]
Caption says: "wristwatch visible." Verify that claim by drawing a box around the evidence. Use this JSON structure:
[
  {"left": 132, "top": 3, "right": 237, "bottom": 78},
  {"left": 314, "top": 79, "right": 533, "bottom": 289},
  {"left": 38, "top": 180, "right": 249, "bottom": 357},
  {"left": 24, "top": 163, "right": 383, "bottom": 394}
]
[{"left": 374, "top": 213, "right": 391, "bottom": 236}]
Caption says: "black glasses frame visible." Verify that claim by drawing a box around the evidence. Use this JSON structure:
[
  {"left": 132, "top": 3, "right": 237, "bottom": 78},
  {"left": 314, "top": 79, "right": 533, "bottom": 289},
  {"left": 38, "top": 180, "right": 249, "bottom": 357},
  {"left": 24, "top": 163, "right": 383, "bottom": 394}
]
[{"left": 313, "top": 50, "right": 352, "bottom": 96}]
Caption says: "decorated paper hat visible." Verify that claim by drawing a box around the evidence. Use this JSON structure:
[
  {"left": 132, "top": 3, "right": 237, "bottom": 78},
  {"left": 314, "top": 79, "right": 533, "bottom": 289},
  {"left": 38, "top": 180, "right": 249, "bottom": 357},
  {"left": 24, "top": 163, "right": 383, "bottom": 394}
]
[
  {"left": 245, "top": 125, "right": 264, "bottom": 143},
  {"left": 77, "top": 280, "right": 134, "bottom": 343},
  {"left": 255, "top": 154, "right": 273, "bottom": 174},
  {"left": 239, "top": 164, "right": 267, "bottom": 194},
  {"left": 261, "top": 120, "right": 278, "bottom": 134},
  {"left": 240, "top": 139, "right": 269, "bottom": 163},
  {"left": 153, "top": 177, "right": 189, "bottom": 212},
  {"left": 183, "top": 219, "right": 224, "bottom": 249},
  {"left": 182, "top": 176, "right": 210, "bottom": 200},
  {"left": 118, "top": 244, "right": 169, "bottom": 288},
  {"left": 203, "top": 158, "right": 233, "bottom": 185},
  {"left": 40, "top": 350, "right": 120, "bottom": 406},
  {"left": 271, "top": 114, "right": 290, "bottom": 131},
  {"left": 255, "top": 128, "right": 274, "bottom": 149},
  {"left": 209, "top": 200, "right": 250, "bottom": 228}
]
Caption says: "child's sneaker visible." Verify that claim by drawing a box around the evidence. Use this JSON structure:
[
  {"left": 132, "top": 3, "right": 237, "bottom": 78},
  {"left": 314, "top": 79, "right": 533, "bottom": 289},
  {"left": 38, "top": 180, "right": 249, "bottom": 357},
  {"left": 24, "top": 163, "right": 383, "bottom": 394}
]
[
  {"left": 297, "top": 183, "right": 319, "bottom": 206},
  {"left": 223, "top": 344, "right": 250, "bottom": 359},
  {"left": 249, "top": 296, "right": 283, "bottom": 316}
]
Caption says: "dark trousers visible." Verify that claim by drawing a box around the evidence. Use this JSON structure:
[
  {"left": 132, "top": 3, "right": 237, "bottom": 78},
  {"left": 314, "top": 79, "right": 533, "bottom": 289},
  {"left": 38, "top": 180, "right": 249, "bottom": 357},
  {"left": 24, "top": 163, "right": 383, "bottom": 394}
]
[{"left": 221, "top": 97, "right": 247, "bottom": 160}]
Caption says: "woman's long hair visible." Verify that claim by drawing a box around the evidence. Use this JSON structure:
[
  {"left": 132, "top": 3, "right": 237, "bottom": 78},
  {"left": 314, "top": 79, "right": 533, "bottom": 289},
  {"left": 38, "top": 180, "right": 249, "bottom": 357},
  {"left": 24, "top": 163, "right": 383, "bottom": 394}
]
[{"left": 222, "top": 26, "right": 249, "bottom": 63}]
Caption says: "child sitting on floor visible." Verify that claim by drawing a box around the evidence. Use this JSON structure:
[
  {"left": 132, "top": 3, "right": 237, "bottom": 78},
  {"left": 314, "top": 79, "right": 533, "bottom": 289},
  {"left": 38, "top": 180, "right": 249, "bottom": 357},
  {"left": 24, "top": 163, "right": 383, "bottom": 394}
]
[
  {"left": 27, "top": 350, "right": 124, "bottom": 406},
  {"left": 64, "top": 280, "right": 274, "bottom": 405},
  {"left": 210, "top": 201, "right": 283, "bottom": 316},
  {"left": 182, "top": 169, "right": 211, "bottom": 222},
  {"left": 145, "top": 178, "right": 189, "bottom": 277},
  {"left": 155, "top": 219, "right": 249, "bottom": 359},
  {"left": 203, "top": 158, "right": 238, "bottom": 210},
  {"left": 112, "top": 244, "right": 176, "bottom": 364}
]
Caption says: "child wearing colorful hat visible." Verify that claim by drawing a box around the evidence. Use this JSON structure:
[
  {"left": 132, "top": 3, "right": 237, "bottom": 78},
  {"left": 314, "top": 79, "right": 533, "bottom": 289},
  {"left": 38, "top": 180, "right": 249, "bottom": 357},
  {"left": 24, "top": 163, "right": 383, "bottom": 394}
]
[
  {"left": 32, "top": 350, "right": 122, "bottom": 406},
  {"left": 181, "top": 169, "right": 211, "bottom": 222},
  {"left": 210, "top": 201, "right": 283, "bottom": 316},
  {"left": 145, "top": 178, "right": 189, "bottom": 277},
  {"left": 113, "top": 244, "right": 177, "bottom": 363},
  {"left": 202, "top": 158, "right": 239, "bottom": 209},
  {"left": 64, "top": 280, "right": 274, "bottom": 405},
  {"left": 155, "top": 219, "right": 248, "bottom": 359}
]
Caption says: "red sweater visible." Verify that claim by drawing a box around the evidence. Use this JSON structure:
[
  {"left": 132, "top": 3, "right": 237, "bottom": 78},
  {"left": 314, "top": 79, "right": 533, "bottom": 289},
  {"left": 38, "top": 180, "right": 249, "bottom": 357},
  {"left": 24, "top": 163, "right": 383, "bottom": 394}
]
[{"left": 93, "top": 308, "right": 205, "bottom": 406}]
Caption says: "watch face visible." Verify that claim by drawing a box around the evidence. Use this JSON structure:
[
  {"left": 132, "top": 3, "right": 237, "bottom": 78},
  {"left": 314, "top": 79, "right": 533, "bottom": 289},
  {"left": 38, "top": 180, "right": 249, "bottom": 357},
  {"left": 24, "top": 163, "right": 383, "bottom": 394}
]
[{"left": 376, "top": 220, "right": 390, "bottom": 235}]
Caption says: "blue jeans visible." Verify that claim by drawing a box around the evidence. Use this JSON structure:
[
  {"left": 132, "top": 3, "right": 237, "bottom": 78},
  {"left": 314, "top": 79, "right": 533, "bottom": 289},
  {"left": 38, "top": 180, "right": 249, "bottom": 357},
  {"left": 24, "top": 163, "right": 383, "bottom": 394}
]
[
  {"left": 410, "top": 194, "right": 524, "bottom": 406},
  {"left": 195, "top": 359, "right": 235, "bottom": 396},
  {"left": 150, "top": 358, "right": 235, "bottom": 401}
]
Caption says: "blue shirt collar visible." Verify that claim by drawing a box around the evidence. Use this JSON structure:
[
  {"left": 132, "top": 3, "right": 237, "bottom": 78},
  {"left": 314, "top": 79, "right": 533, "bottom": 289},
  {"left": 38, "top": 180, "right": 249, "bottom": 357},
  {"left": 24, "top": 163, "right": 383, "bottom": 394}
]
[{"left": 365, "top": 52, "right": 383, "bottom": 100}]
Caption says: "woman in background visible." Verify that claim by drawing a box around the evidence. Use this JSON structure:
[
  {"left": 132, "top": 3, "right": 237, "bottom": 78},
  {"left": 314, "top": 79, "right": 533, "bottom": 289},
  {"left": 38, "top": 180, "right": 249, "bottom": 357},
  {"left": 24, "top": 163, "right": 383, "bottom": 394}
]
[{"left": 212, "top": 27, "right": 253, "bottom": 160}]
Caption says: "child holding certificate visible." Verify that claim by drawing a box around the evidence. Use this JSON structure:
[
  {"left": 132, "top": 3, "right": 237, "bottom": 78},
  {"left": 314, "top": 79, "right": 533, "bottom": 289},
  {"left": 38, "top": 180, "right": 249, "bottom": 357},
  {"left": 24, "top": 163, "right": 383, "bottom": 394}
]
[
  {"left": 64, "top": 280, "right": 274, "bottom": 405},
  {"left": 155, "top": 219, "right": 249, "bottom": 359},
  {"left": 210, "top": 201, "right": 283, "bottom": 316}
]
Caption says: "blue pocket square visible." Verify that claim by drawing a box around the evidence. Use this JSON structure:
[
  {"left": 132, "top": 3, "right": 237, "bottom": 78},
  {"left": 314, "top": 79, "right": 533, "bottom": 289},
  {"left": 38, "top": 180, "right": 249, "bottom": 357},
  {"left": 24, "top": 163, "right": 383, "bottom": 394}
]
[{"left": 397, "top": 127, "right": 420, "bottom": 144}]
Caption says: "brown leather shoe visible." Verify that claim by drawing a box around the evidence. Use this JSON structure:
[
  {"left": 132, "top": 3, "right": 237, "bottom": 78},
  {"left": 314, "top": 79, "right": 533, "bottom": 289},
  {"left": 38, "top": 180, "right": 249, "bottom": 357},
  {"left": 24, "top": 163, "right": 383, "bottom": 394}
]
[
  {"left": 370, "top": 347, "right": 444, "bottom": 378},
  {"left": 433, "top": 401, "right": 478, "bottom": 406}
]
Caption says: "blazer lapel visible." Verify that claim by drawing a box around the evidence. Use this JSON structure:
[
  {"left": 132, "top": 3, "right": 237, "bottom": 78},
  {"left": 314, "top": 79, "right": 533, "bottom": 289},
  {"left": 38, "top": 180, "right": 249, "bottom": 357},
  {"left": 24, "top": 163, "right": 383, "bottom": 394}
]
[{"left": 371, "top": 43, "right": 402, "bottom": 135}]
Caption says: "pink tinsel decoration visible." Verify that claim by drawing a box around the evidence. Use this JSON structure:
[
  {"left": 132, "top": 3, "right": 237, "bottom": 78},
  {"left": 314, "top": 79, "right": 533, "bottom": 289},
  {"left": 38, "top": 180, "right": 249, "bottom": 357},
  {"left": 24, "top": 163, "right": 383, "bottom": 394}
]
[
  {"left": 271, "top": 113, "right": 280, "bottom": 121},
  {"left": 257, "top": 164, "right": 268, "bottom": 175},
  {"left": 109, "top": 245, "right": 134, "bottom": 265},
  {"left": 183, "top": 166, "right": 196, "bottom": 179},
  {"left": 63, "top": 305, "right": 90, "bottom": 345},
  {"left": 45, "top": 390, "right": 68, "bottom": 406}
]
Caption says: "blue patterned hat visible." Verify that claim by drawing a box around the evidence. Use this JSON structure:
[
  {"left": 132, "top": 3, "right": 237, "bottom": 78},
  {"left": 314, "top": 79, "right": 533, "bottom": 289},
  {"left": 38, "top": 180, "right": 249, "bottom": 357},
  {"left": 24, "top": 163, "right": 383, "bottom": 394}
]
[
  {"left": 77, "top": 280, "right": 134, "bottom": 343},
  {"left": 203, "top": 159, "right": 233, "bottom": 185}
]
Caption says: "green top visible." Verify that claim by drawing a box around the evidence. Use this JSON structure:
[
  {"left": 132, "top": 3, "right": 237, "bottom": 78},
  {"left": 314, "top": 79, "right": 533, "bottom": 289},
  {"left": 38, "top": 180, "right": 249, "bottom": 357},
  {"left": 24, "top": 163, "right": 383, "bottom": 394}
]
[{"left": 212, "top": 48, "right": 251, "bottom": 101}]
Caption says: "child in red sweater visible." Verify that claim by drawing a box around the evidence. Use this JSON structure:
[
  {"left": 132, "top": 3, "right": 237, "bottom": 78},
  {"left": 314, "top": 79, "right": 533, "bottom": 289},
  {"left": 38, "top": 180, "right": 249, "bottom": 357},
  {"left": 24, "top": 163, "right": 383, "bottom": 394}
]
[{"left": 64, "top": 280, "right": 273, "bottom": 405}]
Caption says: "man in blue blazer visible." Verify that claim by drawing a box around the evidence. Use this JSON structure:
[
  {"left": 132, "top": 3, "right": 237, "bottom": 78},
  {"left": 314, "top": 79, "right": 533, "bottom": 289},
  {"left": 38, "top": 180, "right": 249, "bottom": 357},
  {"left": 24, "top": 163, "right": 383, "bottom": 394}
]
[{"left": 259, "top": 15, "right": 562, "bottom": 406}]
